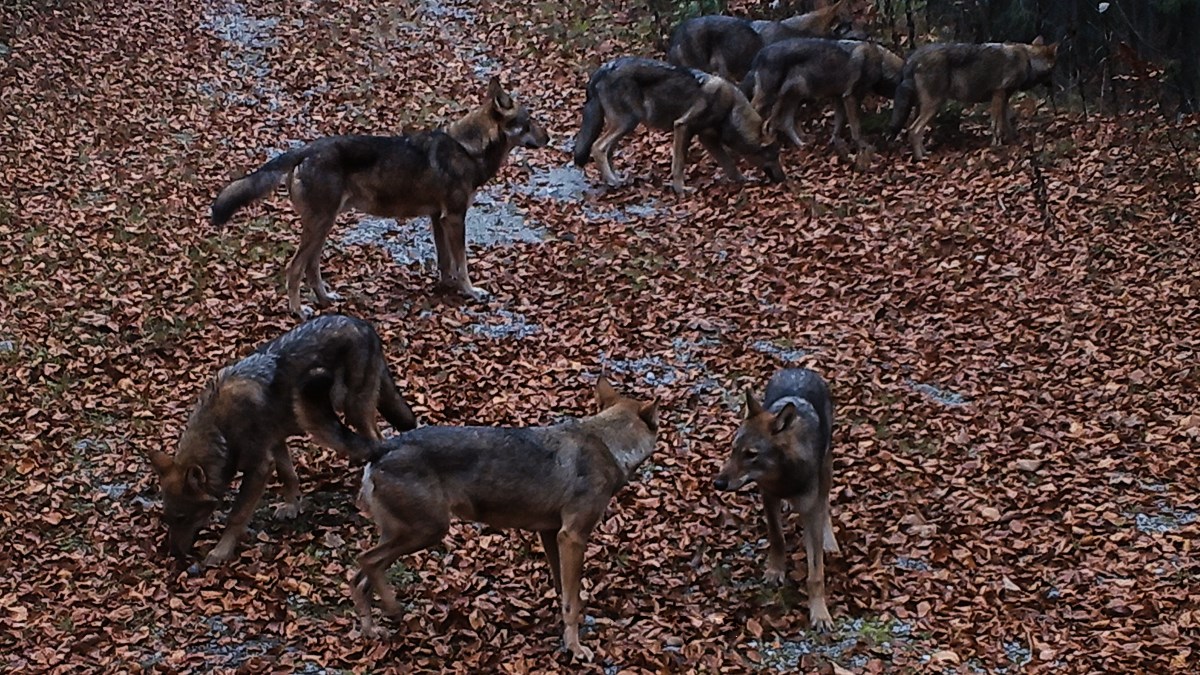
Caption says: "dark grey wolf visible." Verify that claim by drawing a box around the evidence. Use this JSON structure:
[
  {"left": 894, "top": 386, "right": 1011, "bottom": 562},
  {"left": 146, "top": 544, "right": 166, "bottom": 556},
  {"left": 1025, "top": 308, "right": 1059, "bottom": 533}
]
[
  {"left": 298, "top": 373, "right": 659, "bottom": 662},
  {"left": 715, "top": 368, "right": 839, "bottom": 632},
  {"left": 889, "top": 37, "right": 1059, "bottom": 160},
  {"left": 743, "top": 38, "right": 905, "bottom": 164},
  {"left": 573, "top": 57, "right": 784, "bottom": 194},
  {"left": 148, "top": 314, "right": 417, "bottom": 567},
  {"left": 210, "top": 77, "right": 549, "bottom": 318},
  {"left": 667, "top": 1, "right": 851, "bottom": 82}
]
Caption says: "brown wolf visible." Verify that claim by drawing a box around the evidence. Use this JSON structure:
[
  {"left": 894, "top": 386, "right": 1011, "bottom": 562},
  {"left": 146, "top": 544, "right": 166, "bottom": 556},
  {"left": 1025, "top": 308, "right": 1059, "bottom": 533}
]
[
  {"left": 148, "top": 314, "right": 418, "bottom": 567},
  {"left": 573, "top": 57, "right": 784, "bottom": 194},
  {"left": 297, "top": 372, "right": 659, "bottom": 662},
  {"left": 743, "top": 38, "right": 905, "bottom": 165},
  {"left": 667, "top": 1, "right": 851, "bottom": 82},
  {"left": 889, "top": 37, "right": 1058, "bottom": 160},
  {"left": 210, "top": 77, "right": 549, "bottom": 318},
  {"left": 715, "top": 368, "right": 839, "bottom": 632}
]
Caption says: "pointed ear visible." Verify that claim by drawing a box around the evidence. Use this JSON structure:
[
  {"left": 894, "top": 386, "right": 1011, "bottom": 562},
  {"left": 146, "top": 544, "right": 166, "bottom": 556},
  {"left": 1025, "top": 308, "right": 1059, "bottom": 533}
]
[
  {"left": 488, "top": 76, "right": 515, "bottom": 114},
  {"left": 596, "top": 375, "right": 620, "bottom": 410},
  {"left": 744, "top": 390, "right": 764, "bottom": 419},
  {"left": 638, "top": 401, "right": 659, "bottom": 432},
  {"left": 771, "top": 402, "right": 798, "bottom": 434},
  {"left": 149, "top": 450, "right": 173, "bottom": 477},
  {"left": 1048, "top": 42, "right": 1059, "bottom": 56},
  {"left": 1032, "top": 36, "right": 1044, "bottom": 46},
  {"left": 184, "top": 464, "right": 207, "bottom": 494}
]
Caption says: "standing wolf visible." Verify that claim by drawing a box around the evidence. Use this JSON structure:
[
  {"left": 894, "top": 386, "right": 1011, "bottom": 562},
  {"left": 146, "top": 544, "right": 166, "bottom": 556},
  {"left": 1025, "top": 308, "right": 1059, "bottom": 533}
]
[
  {"left": 715, "top": 368, "right": 839, "bottom": 632},
  {"left": 889, "top": 37, "right": 1059, "bottom": 160},
  {"left": 573, "top": 57, "right": 784, "bottom": 194},
  {"left": 667, "top": 1, "right": 850, "bottom": 82},
  {"left": 298, "top": 373, "right": 658, "bottom": 662},
  {"left": 210, "top": 77, "right": 549, "bottom": 318},
  {"left": 149, "top": 315, "right": 418, "bottom": 567},
  {"left": 743, "top": 38, "right": 905, "bottom": 164}
]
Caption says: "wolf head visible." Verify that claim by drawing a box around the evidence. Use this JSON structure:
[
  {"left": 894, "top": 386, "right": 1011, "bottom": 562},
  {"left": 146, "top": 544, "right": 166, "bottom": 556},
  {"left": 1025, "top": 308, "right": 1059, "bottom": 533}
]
[
  {"left": 451, "top": 76, "right": 550, "bottom": 155},
  {"left": 715, "top": 390, "right": 818, "bottom": 492},
  {"left": 1024, "top": 36, "right": 1059, "bottom": 88},
  {"left": 149, "top": 449, "right": 219, "bottom": 562}
]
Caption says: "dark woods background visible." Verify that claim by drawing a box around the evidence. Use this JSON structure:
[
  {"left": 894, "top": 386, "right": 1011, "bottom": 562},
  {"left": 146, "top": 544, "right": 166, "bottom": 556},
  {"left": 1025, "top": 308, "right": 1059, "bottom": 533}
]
[{"left": 646, "top": 0, "right": 1200, "bottom": 117}]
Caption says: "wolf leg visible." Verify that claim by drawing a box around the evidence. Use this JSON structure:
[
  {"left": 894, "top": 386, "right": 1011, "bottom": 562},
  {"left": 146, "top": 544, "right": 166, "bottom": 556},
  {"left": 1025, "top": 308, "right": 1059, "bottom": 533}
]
[
  {"left": 436, "top": 211, "right": 486, "bottom": 299},
  {"left": 803, "top": 505, "right": 833, "bottom": 632},
  {"left": 205, "top": 462, "right": 271, "bottom": 566},
  {"left": 592, "top": 121, "right": 635, "bottom": 186},
  {"left": 698, "top": 135, "right": 745, "bottom": 183},
  {"left": 353, "top": 514, "right": 448, "bottom": 636},
  {"left": 539, "top": 529, "right": 563, "bottom": 596},
  {"left": 763, "top": 494, "right": 788, "bottom": 584},
  {"left": 908, "top": 87, "right": 941, "bottom": 161},
  {"left": 305, "top": 255, "right": 342, "bottom": 307},
  {"left": 288, "top": 212, "right": 336, "bottom": 319},
  {"left": 557, "top": 526, "right": 595, "bottom": 662},
  {"left": 271, "top": 443, "right": 302, "bottom": 520},
  {"left": 841, "top": 96, "right": 874, "bottom": 169}
]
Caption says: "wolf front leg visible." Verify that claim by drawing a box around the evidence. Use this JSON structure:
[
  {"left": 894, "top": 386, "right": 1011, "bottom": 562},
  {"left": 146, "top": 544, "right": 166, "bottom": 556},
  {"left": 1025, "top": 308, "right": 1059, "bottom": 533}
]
[
  {"left": 433, "top": 209, "right": 487, "bottom": 300},
  {"left": 671, "top": 98, "right": 711, "bottom": 194},
  {"left": 204, "top": 462, "right": 272, "bottom": 566},
  {"left": 802, "top": 505, "right": 833, "bottom": 632},
  {"left": 762, "top": 493, "right": 788, "bottom": 584},
  {"left": 556, "top": 523, "right": 595, "bottom": 661}
]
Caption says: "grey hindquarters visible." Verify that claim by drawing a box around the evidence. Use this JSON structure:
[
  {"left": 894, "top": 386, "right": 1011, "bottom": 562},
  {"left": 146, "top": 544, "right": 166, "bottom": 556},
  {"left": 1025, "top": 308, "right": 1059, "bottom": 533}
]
[
  {"left": 668, "top": 15, "right": 763, "bottom": 83},
  {"left": 763, "top": 368, "right": 833, "bottom": 452}
]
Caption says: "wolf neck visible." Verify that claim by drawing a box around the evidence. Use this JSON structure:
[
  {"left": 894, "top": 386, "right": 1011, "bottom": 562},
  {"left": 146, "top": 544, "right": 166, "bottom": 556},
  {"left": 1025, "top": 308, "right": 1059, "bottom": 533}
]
[
  {"left": 585, "top": 411, "right": 656, "bottom": 477},
  {"left": 446, "top": 120, "right": 513, "bottom": 189}
]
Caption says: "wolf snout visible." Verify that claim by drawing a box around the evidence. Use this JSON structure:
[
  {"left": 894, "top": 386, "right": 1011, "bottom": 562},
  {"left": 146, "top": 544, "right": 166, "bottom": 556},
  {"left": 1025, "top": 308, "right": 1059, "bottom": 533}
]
[{"left": 714, "top": 476, "right": 730, "bottom": 491}]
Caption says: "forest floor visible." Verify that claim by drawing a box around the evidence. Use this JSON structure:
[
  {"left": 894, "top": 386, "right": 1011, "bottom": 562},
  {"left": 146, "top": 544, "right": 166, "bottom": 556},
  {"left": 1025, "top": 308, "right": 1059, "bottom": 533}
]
[{"left": 1, "top": 0, "right": 1198, "bottom": 672}]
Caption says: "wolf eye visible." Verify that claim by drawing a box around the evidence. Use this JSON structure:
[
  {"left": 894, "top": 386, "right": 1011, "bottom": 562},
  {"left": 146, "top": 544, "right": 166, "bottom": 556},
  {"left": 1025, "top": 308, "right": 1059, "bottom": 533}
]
[{"left": 743, "top": 447, "right": 759, "bottom": 461}]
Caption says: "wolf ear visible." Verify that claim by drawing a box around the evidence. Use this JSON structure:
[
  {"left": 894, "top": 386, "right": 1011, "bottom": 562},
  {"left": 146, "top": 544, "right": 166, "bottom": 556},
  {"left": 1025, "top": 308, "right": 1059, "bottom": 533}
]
[
  {"left": 184, "top": 464, "right": 207, "bottom": 494},
  {"left": 744, "top": 390, "right": 764, "bottom": 419},
  {"left": 771, "top": 402, "right": 798, "bottom": 434},
  {"left": 487, "top": 76, "right": 515, "bottom": 115},
  {"left": 596, "top": 375, "right": 620, "bottom": 410},
  {"left": 149, "top": 450, "right": 173, "bottom": 477},
  {"left": 638, "top": 401, "right": 659, "bottom": 432},
  {"left": 1032, "top": 36, "right": 1044, "bottom": 46}
]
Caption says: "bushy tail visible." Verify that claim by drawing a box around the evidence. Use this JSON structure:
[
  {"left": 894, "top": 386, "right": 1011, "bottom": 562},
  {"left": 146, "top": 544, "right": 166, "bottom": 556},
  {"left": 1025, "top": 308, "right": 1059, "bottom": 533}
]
[
  {"left": 295, "top": 369, "right": 380, "bottom": 463},
  {"left": 889, "top": 75, "right": 916, "bottom": 138},
  {"left": 210, "top": 148, "right": 308, "bottom": 226},
  {"left": 573, "top": 81, "right": 604, "bottom": 167},
  {"left": 377, "top": 365, "right": 418, "bottom": 432}
]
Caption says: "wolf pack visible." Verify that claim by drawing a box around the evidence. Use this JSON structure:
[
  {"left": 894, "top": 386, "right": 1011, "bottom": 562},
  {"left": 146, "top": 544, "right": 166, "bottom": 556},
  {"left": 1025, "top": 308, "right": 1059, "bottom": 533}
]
[{"left": 153, "top": 1, "right": 1059, "bottom": 662}]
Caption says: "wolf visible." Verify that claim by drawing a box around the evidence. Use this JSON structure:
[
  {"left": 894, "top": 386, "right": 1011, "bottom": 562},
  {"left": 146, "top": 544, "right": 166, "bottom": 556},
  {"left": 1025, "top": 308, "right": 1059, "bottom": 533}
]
[
  {"left": 573, "top": 57, "right": 784, "bottom": 194},
  {"left": 297, "top": 373, "right": 658, "bottom": 662},
  {"left": 210, "top": 77, "right": 549, "bottom": 318},
  {"left": 715, "top": 368, "right": 839, "bottom": 632},
  {"left": 148, "top": 314, "right": 418, "bottom": 567},
  {"left": 667, "top": 1, "right": 851, "bottom": 83},
  {"left": 889, "top": 37, "right": 1059, "bottom": 160},
  {"left": 743, "top": 38, "right": 905, "bottom": 164}
]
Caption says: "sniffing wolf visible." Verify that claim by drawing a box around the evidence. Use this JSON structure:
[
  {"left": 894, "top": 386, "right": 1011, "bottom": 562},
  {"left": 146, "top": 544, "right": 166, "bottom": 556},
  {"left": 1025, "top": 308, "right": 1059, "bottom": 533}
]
[
  {"left": 743, "top": 38, "right": 904, "bottom": 164},
  {"left": 573, "top": 57, "right": 784, "bottom": 194},
  {"left": 211, "top": 77, "right": 549, "bottom": 318},
  {"left": 715, "top": 368, "right": 839, "bottom": 632},
  {"left": 667, "top": 1, "right": 850, "bottom": 82},
  {"left": 298, "top": 373, "right": 658, "bottom": 662},
  {"left": 889, "top": 37, "right": 1059, "bottom": 160},
  {"left": 149, "top": 314, "right": 418, "bottom": 567}
]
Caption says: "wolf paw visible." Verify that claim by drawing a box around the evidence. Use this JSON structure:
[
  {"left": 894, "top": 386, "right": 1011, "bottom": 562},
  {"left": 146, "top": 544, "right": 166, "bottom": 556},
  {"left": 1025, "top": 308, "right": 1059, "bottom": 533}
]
[
  {"left": 566, "top": 642, "right": 595, "bottom": 662},
  {"left": 274, "top": 502, "right": 300, "bottom": 520},
  {"left": 203, "top": 543, "right": 236, "bottom": 567},
  {"left": 809, "top": 606, "right": 834, "bottom": 633},
  {"left": 765, "top": 566, "right": 787, "bottom": 585},
  {"left": 293, "top": 304, "right": 315, "bottom": 321}
]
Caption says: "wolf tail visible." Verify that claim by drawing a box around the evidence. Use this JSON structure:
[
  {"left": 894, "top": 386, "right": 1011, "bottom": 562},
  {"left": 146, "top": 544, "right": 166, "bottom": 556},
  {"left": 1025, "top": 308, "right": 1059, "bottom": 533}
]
[
  {"left": 573, "top": 78, "right": 604, "bottom": 167},
  {"left": 295, "top": 369, "right": 381, "bottom": 463},
  {"left": 889, "top": 72, "right": 916, "bottom": 138},
  {"left": 377, "top": 365, "right": 418, "bottom": 432},
  {"left": 210, "top": 147, "right": 309, "bottom": 226}
]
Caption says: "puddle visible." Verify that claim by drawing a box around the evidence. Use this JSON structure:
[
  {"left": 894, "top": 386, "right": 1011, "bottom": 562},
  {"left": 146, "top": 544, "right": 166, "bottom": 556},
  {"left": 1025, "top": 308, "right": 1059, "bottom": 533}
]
[
  {"left": 893, "top": 556, "right": 932, "bottom": 572},
  {"left": 749, "top": 340, "right": 809, "bottom": 364},
  {"left": 907, "top": 379, "right": 970, "bottom": 406},
  {"left": 1131, "top": 502, "right": 1198, "bottom": 534},
  {"left": 463, "top": 308, "right": 539, "bottom": 340},
  {"left": 341, "top": 191, "right": 546, "bottom": 266}
]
